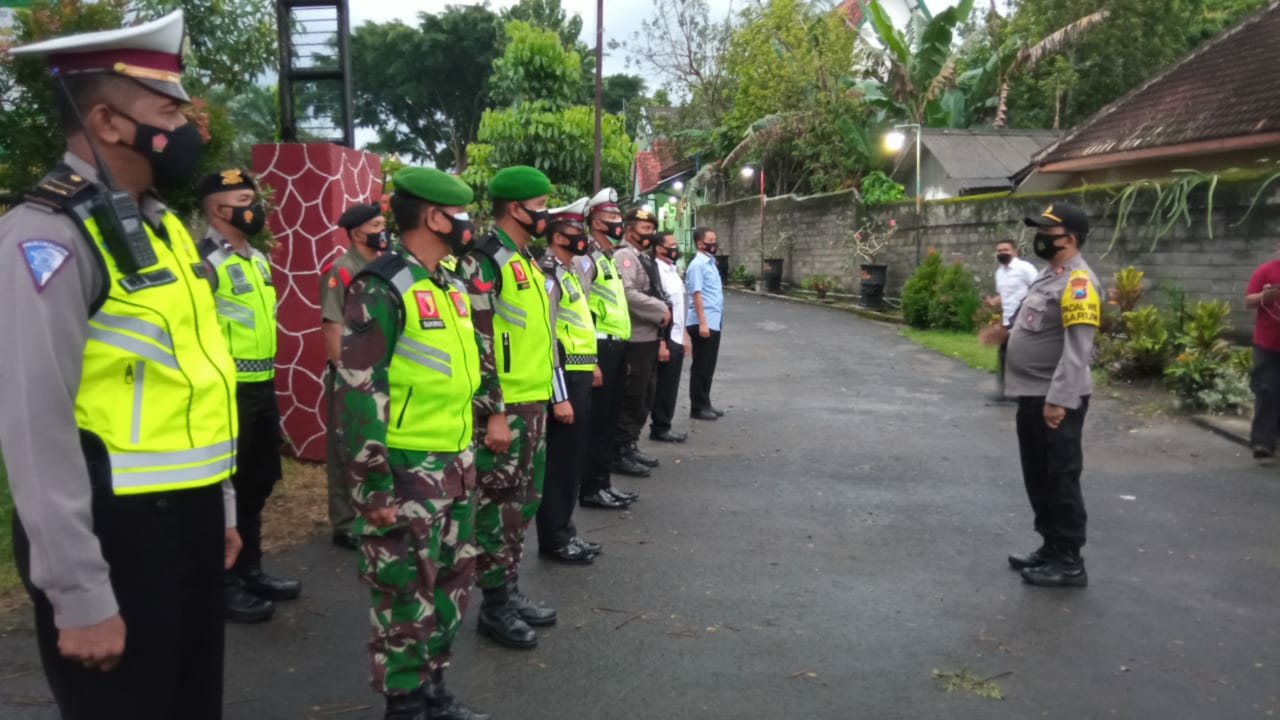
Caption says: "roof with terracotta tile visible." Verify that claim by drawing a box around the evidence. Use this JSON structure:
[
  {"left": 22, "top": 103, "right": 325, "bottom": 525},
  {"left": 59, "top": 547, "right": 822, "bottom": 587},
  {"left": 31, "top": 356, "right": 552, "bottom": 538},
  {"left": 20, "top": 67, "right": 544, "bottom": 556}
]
[{"left": 1034, "top": 1, "right": 1280, "bottom": 167}]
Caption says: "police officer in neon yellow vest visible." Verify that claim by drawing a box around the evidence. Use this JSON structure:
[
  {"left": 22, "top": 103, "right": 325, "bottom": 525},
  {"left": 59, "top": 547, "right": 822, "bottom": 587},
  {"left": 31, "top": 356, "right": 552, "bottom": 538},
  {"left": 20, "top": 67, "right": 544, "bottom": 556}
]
[
  {"left": 455, "top": 166, "right": 568, "bottom": 649},
  {"left": 581, "top": 188, "right": 645, "bottom": 505},
  {"left": 339, "top": 166, "right": 492, "bottom": 720},
  {"left": 196, "top": 169, "right": 301, "bottom": 624},
  {"left": 535, "top": 197, "right": 605, "bottom": 564},
  {"left": 0, "top": 12, "right": 241, "bottom": 717}
]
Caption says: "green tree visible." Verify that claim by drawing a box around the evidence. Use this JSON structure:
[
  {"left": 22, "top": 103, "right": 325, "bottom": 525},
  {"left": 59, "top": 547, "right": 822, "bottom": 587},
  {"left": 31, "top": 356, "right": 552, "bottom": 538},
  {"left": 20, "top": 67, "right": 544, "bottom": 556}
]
[
  {"left": 133, "top": 0, "right": 277, "bottom": 95},
  {"left": 206, "top": 84, "right": 280, "bottom": 165},
  {"left": 501, "top": 0, "right": 595, "bottom": 104},
  {"left": 629, "top": 0, "right": 736, "bottom": 131},
  {"left": 350, "top": 6, "right": 503, "bottom": 170},
  {"left": 489, "top": 21, "right": 581, "bottom": 108}
]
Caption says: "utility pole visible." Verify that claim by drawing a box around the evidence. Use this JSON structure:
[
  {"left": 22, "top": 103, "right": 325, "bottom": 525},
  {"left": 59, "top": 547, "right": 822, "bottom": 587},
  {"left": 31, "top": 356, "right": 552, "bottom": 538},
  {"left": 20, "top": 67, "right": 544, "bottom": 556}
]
[{"left": 592, "top": 0, "right": 604, "bottom": 193}]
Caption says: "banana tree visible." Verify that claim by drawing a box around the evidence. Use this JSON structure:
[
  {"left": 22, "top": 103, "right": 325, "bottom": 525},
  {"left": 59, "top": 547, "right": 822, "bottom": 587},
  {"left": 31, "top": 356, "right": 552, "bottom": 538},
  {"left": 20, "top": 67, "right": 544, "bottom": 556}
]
[{"left": 852, "top": 0, "right": 975, "bottom": 128}]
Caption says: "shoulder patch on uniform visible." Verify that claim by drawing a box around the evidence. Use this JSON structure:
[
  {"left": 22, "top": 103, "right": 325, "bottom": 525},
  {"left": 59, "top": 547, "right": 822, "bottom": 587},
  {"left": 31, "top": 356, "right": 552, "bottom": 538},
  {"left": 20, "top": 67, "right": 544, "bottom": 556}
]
[
  {"left": 622, "top": 258, "right": 633, "bottom": 269},
  {"left": 19, "top": 239, "right": 72, "bottom": 292},
  {"left": 1060, "top": 269, "right": 1100, "bottom": 328},
  {"left": 472, "top": 278, "right": 495, "bottom": 293}
]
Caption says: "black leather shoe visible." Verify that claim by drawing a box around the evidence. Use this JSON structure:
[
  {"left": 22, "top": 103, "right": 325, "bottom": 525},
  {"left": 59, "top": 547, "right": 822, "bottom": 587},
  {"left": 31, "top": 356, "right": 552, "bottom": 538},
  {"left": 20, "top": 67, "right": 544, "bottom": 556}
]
[
  {"left": 422, "top": 670, "right": 491, "bottom": 720},
  {"left": 238, "top": 565, "right": 302, "bottom": 602},
  {"left": 1254, "top": 445, "right": 1275, "bottom": 461},
  {"left": 477, "top": 587, "right": 537, "bottom": 648},
  {"left": 708, "top": 406, "right": 726, "bottom": 417},
  {"left": 332, "top": 530, "right": 360, "bottom": 550},
  {"left": 610, "top": 455, "right": 651, "bottom": 477},
  {"left": 571, "top": 536, "right": 602, "bottom": 556},
  {"left": 385, "top": 692, "right": 428, "bottom": 720},
  {"left": 1021, "top": 551, "right": 1088, "bottom": 588},
  {"left": 540, "top": 542, "right": 594, "bottom": 564},
  {"left": 605, "top": 487, "right": 638, "bottom": 503},
  {"left": 649, "top": 429, "right": 688, "bottom": 443},
  {"left": 1007, "top": 546, "right": 1050, "bottom": 571},
  {"left": 508, "top": 583, "right": 557, "bottom": 627},
  {"left": 225, "top": 583, "right": 274, "bottom": 623},
  {"left": 628, "top": 445, "right": 659, "bottom": 468},
  {"left": 690, "top": 409, "right": 718, "bottom": 421},
  {"left": 580, "top": 489, "right": 630, "bottom": 509}
]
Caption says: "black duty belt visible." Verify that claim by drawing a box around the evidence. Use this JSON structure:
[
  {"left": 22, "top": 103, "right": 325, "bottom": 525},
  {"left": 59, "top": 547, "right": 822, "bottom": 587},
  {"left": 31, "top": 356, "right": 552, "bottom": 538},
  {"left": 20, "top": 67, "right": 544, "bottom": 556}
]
[
  {"left": 565, "top": 353, "right": 598, "bottom": 366},
  {"left": 235, "top": 358, "right": 274, "bottom": 373}
]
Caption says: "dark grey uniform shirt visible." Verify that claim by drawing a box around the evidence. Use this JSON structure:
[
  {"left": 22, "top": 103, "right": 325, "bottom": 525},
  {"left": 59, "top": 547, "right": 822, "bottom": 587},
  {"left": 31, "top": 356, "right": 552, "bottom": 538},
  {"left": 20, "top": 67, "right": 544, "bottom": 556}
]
[
  {"left": 1005, "top": 252, "right": 1101, "bottom": 409},
  {"left": 0, "top": 152, "right": 236, "bottom": 629}
]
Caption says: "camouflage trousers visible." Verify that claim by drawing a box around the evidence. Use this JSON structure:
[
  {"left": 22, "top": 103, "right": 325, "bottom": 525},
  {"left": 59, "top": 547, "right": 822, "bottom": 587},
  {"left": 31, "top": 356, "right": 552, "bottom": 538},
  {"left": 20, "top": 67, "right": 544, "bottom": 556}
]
[
  {"left": 474, "top": 402, "right": 547, "bottom": 590},
  {"left": 355, "top": 447, "right": 477, "bottom": 696}
]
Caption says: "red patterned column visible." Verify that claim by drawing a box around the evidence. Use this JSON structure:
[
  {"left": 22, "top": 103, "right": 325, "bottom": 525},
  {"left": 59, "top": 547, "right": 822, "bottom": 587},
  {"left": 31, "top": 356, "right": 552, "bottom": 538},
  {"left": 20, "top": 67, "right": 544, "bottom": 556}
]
[{"left": 252, "top": 143, "right": 383, "bottom": 461}]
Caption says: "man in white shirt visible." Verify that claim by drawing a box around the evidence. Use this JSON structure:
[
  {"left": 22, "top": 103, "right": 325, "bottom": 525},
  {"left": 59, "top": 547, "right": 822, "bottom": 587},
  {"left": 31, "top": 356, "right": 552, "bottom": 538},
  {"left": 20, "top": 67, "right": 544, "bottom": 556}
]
[
  {"left": 994, "top": 239, "right": 1039, "bottom": 398},
  {"left": 649, "top": 231, "right": 690, "bottom": 443}
]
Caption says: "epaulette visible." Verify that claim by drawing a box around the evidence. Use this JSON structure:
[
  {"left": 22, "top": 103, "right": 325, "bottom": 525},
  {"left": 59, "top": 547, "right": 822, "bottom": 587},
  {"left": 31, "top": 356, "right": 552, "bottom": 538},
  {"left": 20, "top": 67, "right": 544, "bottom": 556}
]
[{"left": 25, "top": 165, "right": 98, "bottom": 212}]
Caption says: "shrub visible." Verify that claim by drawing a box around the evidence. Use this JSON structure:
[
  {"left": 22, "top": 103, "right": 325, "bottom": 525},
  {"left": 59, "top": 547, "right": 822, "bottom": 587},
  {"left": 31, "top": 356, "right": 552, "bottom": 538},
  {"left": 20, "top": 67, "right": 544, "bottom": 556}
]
[
  {"left": 1164, "top": 300, "right": 1247, "bottom": 413},
  {"left": 860, "top": 170, "right": 906, "bottom": 206},
  {"left": 1102, "top": 305, "right": 1170, "bottom": 378},
  {"left": 901, "top": 250, "right": 943, "bottom": 328},
  {"left": 928, "top": 262, "right": 981, "bottom": 332}
]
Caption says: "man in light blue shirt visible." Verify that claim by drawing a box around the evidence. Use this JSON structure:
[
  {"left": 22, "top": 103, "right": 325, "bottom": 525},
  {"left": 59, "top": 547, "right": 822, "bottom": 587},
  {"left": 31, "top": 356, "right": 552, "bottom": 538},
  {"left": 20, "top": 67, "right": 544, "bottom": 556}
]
[{"left": 685, "top": 227, "right": 725, "bottom": 420}]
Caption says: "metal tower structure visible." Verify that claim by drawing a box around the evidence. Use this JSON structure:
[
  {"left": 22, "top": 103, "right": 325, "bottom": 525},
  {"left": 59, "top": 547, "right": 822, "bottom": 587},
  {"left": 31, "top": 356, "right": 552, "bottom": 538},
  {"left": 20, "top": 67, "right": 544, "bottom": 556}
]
[{"left": 275, "top": 0, "right": 354, "bottom": 147}]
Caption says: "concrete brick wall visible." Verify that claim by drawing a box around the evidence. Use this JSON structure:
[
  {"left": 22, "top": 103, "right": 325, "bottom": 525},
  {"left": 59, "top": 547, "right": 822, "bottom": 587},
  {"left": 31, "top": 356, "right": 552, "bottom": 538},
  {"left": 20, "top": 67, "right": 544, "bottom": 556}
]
[{"left": 697, "top": 181, "right": 1280, "bottom": 339}]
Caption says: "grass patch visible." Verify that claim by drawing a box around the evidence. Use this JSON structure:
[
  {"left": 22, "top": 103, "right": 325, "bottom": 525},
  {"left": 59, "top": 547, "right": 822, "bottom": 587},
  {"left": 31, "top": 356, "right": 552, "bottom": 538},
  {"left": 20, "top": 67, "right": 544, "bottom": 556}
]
[
  {"left": 0, "top": 457, "right": 14, "bottom": 593},
  {"left": 901, "top": 328, "right": 998, "bottom": 373}
]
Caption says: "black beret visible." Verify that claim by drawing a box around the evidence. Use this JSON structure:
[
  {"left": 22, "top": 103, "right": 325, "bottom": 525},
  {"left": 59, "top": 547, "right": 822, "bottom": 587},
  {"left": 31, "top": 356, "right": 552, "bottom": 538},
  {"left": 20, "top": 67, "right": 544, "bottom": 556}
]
[
  {"left": 196, "top": 168, "right": 256, "bottom": 199},
  {"left": 337, "top": 202, "right": 382, "bottom": 230}
]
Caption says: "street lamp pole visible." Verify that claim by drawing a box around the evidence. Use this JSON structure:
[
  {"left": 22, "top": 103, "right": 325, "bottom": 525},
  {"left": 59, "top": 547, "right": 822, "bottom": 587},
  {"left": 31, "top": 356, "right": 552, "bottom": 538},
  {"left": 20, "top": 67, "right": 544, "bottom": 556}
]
[{"left": 890, "top": 123, "right": 923, "bottom": 265}]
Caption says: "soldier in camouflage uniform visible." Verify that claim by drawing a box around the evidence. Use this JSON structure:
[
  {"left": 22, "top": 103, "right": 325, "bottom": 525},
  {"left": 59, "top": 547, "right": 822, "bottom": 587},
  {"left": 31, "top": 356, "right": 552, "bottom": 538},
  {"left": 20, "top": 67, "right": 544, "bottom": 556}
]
[
  {"left": 339, "top": 167, "right": 492, "bottom": 720},
  {"left": 456, "top": 166, "right": 567, "bottom": 649}
]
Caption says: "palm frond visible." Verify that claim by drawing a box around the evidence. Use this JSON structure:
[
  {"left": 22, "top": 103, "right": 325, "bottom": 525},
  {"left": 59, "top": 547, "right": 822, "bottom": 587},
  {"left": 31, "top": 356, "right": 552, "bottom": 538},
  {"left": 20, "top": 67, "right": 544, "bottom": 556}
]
[
  {"left": 1017, "top": 10, "right": 1109, "bottom": 71},
  {"left": 925, "top": 57, "right": 957, "bottom": 102},
  {"left": 722, "top": 112, "right": 810, "bottom": 169}
]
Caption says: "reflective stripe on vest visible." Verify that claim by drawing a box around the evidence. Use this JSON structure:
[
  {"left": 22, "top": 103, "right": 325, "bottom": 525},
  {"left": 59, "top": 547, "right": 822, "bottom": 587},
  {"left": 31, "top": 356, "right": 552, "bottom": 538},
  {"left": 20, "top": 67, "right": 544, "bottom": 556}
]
[
  {"left": 590, "top": 250, "right": 631, "bottom": 340},
  {"left": 77, "top": 212, "right": 238, "bottom": 496},
  {"left": 554, "top": 265, "right": 597, "bottom": 371},
  {"left": 383, "top": 264, "right": 480, "bottom": 453},
  {"left": 207, "top": 245, "right": 277, "bottom": 382},
  {"left": 489, "top": 244, "right": 554, "bottom": 403}
]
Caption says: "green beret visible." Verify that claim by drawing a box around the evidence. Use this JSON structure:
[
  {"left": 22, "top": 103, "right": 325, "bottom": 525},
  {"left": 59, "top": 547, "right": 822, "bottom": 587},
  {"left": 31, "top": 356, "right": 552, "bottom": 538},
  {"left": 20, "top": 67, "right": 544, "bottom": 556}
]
[
  {"left": 488, "top": 165, "right": 552, "bottom": 201},
  {"left": 393, "top": 166, "right": 473, "bottom": 206}
]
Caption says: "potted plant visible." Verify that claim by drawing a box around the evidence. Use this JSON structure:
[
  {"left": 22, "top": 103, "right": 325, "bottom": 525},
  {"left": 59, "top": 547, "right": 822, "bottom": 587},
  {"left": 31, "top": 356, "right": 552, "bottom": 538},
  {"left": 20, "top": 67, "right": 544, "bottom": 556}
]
[
  {"left": 752, "top": 231, "right": 794, "bottom": 294},
  {"left": 729, "top": 264, "right": 756, "bottom": 290},
  {"left": 847, "top": 216, "right": 897, "bottom": 310},
  {"left": 803, "top": 274, "right": 834, "bottom": 301}
]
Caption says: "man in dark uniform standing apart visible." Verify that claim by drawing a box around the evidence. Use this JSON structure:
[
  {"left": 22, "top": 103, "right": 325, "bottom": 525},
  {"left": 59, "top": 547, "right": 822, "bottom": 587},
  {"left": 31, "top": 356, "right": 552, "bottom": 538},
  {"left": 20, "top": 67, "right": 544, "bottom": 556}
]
[
  {"left": 614, "top": 208, "right": 671, "bottom": 472},
  {"left": 321, "top": 202, "right": 389, "bottom": 549},
  {"left": 0, "top": 12, "right": 241, "bottom": 718},
  {"left": 197, "top": 169, "right": 302, "bottom": 622},
  {"left": 997, "top": 202, "right": 1101, "bottom": 588},
  {"left": 580, "top": 188, "right": 643, "bottom": 507}
]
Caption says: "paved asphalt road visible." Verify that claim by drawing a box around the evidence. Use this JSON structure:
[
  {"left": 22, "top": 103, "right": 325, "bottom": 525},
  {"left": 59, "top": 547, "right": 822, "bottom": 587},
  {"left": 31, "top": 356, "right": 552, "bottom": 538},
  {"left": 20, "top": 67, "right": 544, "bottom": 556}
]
[{"left": 2, "top": 292, "right": 1278, "bottom": 719}]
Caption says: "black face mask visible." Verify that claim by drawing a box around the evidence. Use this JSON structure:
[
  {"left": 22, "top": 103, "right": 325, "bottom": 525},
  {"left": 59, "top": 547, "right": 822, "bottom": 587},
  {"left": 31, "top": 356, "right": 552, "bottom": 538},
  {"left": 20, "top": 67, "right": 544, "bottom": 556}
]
[
  {"left": 118, "top": 111, "right": 205, "bottom": 189},
  {"left": 436, "top": 210, "right": 475, "bottom": 256},
  {"left": 659, "top": 245, "right": 680, "bottom": 262},
  {"left": 363, "top": 230, "right": 390, "bottom": 251},
  {"left": 602, "top": 220, "right": 624, "bottom": 241},
  {"left": 222, "top": 201, "right": 266, "bottom": 237},
  {"left": 561, "top": 232, "right": 590, "bottom": 256},
  {"left": 516, "top": 204, "right": 548, "bottom": 238},
  {"left": 702, "top": 243, "right": 718, "bottom": 256},
  {"left": 1033, "top": 233, "right": 1065, "bottom": 260},
  {"left": 996, "top": 252, "right": 1013, "bottom": 265}
]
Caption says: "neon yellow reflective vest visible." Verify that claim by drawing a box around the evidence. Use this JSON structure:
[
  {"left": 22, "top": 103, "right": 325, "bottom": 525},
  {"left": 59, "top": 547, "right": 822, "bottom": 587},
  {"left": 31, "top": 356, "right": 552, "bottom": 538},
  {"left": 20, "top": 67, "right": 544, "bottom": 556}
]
[
  {"left": 202, "top": 240, "right": 278, "bottom": 382},
  {"left": 478, "top": 231, "right": 554, "bottom": 404},
  {"left": 589, "top": 248, "right": 631, "bottom": 340},
  {"left": 78, "top": 212, "right": 238, "bottom": 496},
  {"left": 551, "top": 263, "right": 597, "bottom": 371},
  {"left": 362, "top": 253, "right": 480, "bottom": 452}
]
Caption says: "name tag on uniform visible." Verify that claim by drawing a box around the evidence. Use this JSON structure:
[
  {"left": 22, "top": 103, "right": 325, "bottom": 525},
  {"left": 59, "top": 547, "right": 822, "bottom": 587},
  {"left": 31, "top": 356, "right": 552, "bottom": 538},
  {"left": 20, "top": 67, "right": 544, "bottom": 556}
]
[
  {"left": 416, "top": 291, "right": 446, "bottom": 329},
  {"left": 566, "top": 284, "right": 581, "bottom": 303},
  {"left": 226, "top": 264, "right": 253, "bottom": 295},
  {"left": 119, "top": 268, "right": 177, "bottom": 293}
]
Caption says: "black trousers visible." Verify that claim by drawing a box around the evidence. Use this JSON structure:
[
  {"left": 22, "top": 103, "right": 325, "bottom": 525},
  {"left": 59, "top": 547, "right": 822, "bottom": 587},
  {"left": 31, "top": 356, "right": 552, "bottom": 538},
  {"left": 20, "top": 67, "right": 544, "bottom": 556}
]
[
  {"left": 688, "top": 327, "right": 722, "bottom": 413},
  {"left": 997, "top": 341, "right": 1008, "bottom": 396},
  {"left": 584, "top": 338, "right": 628, "bottom": 495},
  {"left": 649, "top": 342, "right": 685, "bottom": 434},
  {"left": 538, "top": 370, "right": 593, "bottom": 551},
  {"left": 14, "top": 482, "right": 226, "bottom": 720},
  {"left": 616, "top": 340, "right": 660, "bottom": 450},
  {"left": 1250, "top": 344, "right": 1280, "bottom": 450},
  {"left": 1015, "top": 395, "right": 1089, "bottom": 550},
  {"left": 230, "top": 380, "right": 283, "bottom": 573}
]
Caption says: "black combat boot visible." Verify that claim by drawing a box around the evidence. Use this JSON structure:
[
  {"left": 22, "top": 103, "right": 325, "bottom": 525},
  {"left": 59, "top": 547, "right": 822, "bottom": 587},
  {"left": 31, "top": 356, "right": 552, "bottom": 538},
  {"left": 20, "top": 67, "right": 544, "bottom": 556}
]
[
  {"left": 238, "top": 561, "right": 302, "bottom": 602},
  {"left": 627, "top": 443, "right": 659, "bottom": 468},
  {"left": 225, "top": 576, "right": 274, "bottom": 623},
  {"left": 477, "top": 585, "right": 537, "bottom": 649},
  {"left": 1021, "top": 546, "right": 1088, "bottom": 588},
  {"left": 384, "top": 691, "right": 428, "bottom": 720},
  {"left": 1007, "top": 544, "right": 1051, "bottom": 571},
  {"left": 507, "top": 582, "right": 557, "bottom": 627},
  {"left": 422, "top": 669, "right": 492, "bottom": 720}
]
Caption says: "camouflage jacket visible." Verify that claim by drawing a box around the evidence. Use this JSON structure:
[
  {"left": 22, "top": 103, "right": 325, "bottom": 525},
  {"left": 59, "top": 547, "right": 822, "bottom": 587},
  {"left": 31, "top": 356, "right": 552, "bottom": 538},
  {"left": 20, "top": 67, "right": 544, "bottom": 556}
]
[{"left": 337, "top": 249, "right": 497, "bottom": 510}]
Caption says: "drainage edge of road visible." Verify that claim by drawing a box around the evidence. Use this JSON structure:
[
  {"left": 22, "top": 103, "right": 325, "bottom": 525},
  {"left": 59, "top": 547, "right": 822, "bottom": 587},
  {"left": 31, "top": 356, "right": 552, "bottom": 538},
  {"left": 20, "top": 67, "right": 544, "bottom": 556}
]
[{"left": 726, "top": 287, "right": 904, "bottom": 324}]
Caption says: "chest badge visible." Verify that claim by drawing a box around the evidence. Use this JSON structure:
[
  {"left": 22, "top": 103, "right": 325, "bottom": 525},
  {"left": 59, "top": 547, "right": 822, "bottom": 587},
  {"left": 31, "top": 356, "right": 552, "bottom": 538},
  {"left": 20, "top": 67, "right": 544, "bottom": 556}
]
[
  {"left": 448, "top": 290, "right": 469, "bottom": 317},
  {"left": 415, "top": 291, "right": 446, "bottom": 329},
  {"left": 511, "top": 261, "right": 530, "bottom": 290}
]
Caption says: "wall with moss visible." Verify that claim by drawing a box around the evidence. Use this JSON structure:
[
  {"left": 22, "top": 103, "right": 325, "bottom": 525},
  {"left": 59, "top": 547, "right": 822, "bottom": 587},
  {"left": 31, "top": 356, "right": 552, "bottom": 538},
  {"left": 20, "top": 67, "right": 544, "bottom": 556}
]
[{"left": 696, "top": 179, "right": 1280, "bottom": 339}]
